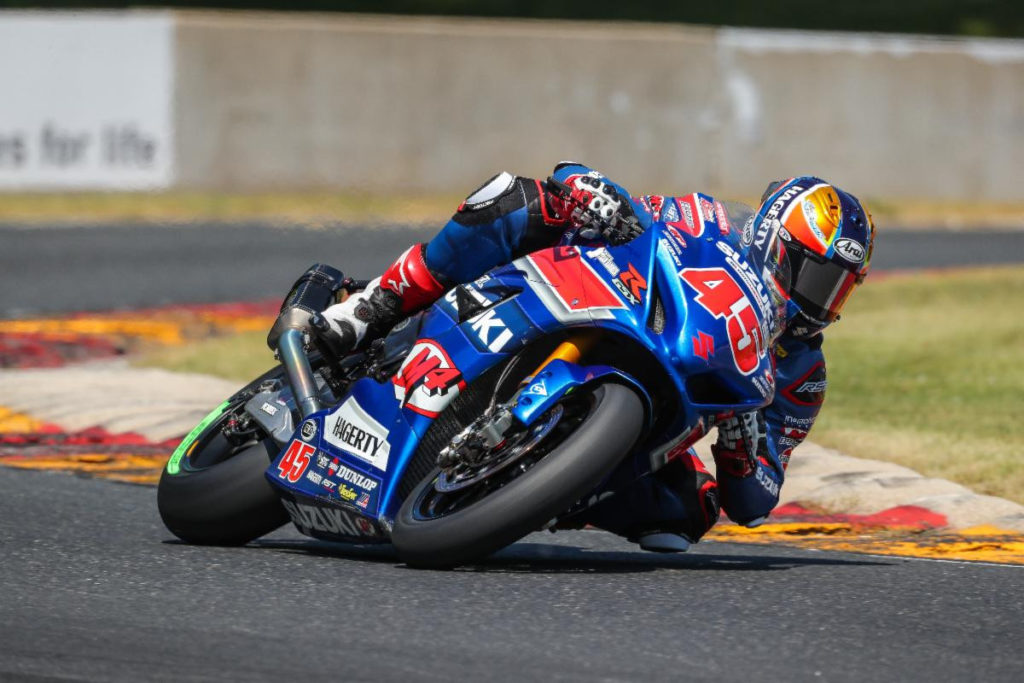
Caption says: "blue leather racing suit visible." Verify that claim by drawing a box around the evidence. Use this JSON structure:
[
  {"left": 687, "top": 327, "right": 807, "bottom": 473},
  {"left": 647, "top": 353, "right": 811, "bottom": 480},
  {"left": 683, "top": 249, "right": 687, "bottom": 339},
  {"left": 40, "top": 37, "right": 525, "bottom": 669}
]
[{"left": 421, "top": 163, "right": 827, "bottom": 541}]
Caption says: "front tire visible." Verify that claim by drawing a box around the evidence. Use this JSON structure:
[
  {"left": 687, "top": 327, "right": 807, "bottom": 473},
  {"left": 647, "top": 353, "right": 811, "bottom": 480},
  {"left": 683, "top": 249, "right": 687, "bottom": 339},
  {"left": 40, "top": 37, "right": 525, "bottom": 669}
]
[
  {"left": 158, "top": 441, "right": 288, "bottom": 545},
  {"left": 158, "top": 368, "right": 290, "bottom": 546},
  {"left": 392, "top": 383, "right": 643, "bottom": 568}
]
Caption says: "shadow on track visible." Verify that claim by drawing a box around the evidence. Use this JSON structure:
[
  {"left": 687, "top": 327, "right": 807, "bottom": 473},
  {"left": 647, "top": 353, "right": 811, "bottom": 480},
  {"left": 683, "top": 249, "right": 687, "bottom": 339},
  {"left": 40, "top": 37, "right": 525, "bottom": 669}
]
[{"left": 237, "top": 537, "right": 891, "bottom": 574}]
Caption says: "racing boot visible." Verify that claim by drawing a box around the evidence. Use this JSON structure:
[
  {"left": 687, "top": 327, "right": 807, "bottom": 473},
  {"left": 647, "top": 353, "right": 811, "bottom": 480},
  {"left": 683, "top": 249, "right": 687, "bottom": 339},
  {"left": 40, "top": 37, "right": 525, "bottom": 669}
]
[
  {"left": 553, "top": 449, "right": 720, "bottom": 554},
  {"left": 630, "top": 450, "right": 721, "bottom": 553},
  {"left": 313, "top": 243, "right": 448, "bottom": 357}
]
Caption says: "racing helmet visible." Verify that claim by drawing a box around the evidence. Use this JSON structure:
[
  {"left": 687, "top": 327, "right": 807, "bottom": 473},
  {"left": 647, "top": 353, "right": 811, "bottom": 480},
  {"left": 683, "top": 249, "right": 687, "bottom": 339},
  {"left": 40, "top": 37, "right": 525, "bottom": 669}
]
[{"left": 749, "top": 177, "right": 875, "bottom": 339}]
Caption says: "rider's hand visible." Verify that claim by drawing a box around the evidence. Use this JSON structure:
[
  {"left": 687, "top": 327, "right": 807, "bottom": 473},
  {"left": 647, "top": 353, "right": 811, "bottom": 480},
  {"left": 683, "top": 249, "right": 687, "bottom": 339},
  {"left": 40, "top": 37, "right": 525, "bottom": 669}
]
[
  {"left": 547, "top": 175, "right": 643, "bottom": 245},
  {"left": 710, "top": 411, "right": 763, "bottom": 478},
  {"left": 309, "top": 279, "right": 381, "bottom": 358}
]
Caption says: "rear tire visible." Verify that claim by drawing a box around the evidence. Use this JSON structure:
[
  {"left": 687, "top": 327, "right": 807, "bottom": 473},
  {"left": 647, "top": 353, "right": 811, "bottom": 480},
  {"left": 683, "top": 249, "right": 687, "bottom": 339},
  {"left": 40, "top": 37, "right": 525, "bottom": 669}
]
[{"left": 392, "top": 383, "right": 643, "bottom": 568}]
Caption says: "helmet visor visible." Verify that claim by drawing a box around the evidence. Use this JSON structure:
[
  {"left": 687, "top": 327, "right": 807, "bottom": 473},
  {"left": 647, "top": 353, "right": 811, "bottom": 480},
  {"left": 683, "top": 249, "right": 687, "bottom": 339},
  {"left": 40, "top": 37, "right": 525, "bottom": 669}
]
[{"left": 788, "top": 247, "right": 860, "bottom": 324}]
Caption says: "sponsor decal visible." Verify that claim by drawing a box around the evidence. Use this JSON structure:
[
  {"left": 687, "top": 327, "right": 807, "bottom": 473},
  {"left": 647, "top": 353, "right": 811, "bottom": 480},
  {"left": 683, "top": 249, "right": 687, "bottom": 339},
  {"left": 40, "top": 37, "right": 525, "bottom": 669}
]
[
  {"left": 661, "top": 200, "right": 680, "bottom": 223},
  {"left": 714, "top": 201, "right": 731, "bottom": 234},
  {"left": 392, "top": 340, "right": 466, "bottom": 418},
  {"left": 755, "top": 467, "right": 780, "bottom": 497},
  {"left": 781, "top": 361, "right": 827, "bottom": 406},
  {"left": 659, "top": 238, "right": 683, "bottom": 266},
  {"left": 337, "top": 483, "right": 359, "bottom": 503},
  {"left": 277, "top": 439, "right": 315, "bottom": 484},
  {"left": 668, "top": 196, "right": 703, "bottom": 237},
  {"left": 321, "top": 479, "right": 336, "bottom": 492},
  {"left": 647, "top": 195, "right": 666, "bottom": 221},
  {"left": 383, "top": 245, "right": 418, "bottom": 297},
  {"left": 834, "top": 237, "right": 866, "bottom": 263},
  {"left": 316, "top": 453, "right": 330, "bottom": 468},
  {"left": 779, "top": 426, "right": 809, "bottom": 449},
  {"left": 260, "top": 401, "right": 278, "bottom": 416},
  {"left": 698, "top": 197, "right": 717, "bottom": 228},
  {"left": 281, "top": 500, "right": 379, "bottom": 539},
  {"left": 752, "top": 373, "right": 773, "bottom": 400},
  {"left": 620, "top": 263, "right": 647, "bottom": 301},
  {"left": 613, "top": 278, "right": 639, "bottom": 305},
  {"left": 527, "top": 380, "right": 548, "bottom": 397},
  {"left": 306, "top": 470, "right": 323, "bottom": 485},
  {"left": 300, "top": 419, "right": 317, "bottom": 442},
  {"left": 324, "top": 398, "right": 392, "bottom": 471},
  {"left": 779, "top": 446, "right": 794, "bottom": 469},
  {"left": 783, "top": 415, "right": 814, "bottom": 428},
  {"left": 331, "top": 459, "right": 381, "bottom": 494},
  {"left": 679, "top": 198, "right": 695, "bottom": 229},
  {"left": 585, "top": 247, "right": 620, "bottom": 277},
  {"left": 469, "top": 308, "right": 514, "bottom": 353},
  {"left": 692, "top": 330, "right": 715, "bottom": 361},
  {"left": 664, "top": 225, "right": 689, "bottom": 249},
  {"left": 756, "top": 184, "right": 804, "bottom": 247},
  {"left": 715, "top": 240, "right": 774, "bottom": 319},
  {"left": 741, "top": 216, "right": 755, "bottom": 246}
]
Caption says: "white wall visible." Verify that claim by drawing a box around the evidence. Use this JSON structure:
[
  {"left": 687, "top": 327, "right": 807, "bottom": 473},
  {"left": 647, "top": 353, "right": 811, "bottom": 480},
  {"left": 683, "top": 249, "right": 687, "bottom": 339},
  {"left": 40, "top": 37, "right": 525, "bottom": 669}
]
[{"left": 0, "top": 12, "right": 174, "bottom": 190}]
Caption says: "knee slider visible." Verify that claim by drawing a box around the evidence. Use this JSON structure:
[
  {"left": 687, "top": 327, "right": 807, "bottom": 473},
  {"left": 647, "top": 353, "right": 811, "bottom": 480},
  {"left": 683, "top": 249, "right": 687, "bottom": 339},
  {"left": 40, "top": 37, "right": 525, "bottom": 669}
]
[
  {"left": 460, "top": 171, "right": 517, "bottom": 211},
  {"left": 455, "top": 172, "right": 530, "bottom": 226}
]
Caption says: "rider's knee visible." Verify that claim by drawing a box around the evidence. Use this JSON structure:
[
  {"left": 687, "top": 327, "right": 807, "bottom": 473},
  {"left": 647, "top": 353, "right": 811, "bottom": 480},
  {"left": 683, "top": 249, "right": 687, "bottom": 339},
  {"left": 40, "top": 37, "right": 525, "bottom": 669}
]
[
  {"left": 656, "top": 451, "right": 721, "bottom": 542},
  {"left": 453, "top": 171, "right": 529, "bottom": 226}
]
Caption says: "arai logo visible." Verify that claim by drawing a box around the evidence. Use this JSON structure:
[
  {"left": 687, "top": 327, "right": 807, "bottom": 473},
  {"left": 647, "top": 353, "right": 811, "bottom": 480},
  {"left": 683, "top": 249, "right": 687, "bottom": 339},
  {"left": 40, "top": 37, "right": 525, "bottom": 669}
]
[
  {"left": 834, "top": 237, "right": 866, "bottom": 263},
  {"left": 300, "top": 420, "right": 317, "bottom": 441}
]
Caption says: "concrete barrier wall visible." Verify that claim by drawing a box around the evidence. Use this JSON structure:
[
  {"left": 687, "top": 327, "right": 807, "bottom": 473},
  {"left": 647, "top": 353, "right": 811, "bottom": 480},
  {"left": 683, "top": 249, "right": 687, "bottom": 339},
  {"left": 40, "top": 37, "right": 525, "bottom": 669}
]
[
  {"left": 3, "top": 10, "right": 1023, "bottom": 201},
  {"left": 172, "top": 12, "right": 1024, "bottom": 202}
]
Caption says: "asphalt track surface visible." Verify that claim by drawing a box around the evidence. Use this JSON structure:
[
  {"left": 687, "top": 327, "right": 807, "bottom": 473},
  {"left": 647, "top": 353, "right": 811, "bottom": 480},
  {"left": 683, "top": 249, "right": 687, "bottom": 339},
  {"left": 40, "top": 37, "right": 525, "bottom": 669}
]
[
  {"left": 2, "top": 223, "right": 1024, "bottom": 681},
  {"left": 3, "top": 467, "right": 1023, "bottom": 682},
  {"left": 1, "top": 222, "right": 1023, "bottom": 317}
]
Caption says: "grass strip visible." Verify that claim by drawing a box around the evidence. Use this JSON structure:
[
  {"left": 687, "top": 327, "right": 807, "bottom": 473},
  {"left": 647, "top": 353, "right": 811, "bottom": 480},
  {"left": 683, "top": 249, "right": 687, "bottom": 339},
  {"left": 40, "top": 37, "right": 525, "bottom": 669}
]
[
  {"left": 815, "top": 265, "right": 1024, "bottom": 503},
  {"left": 1, "top": 191, "right": 1022, "bottom": 229},
  {"left": 136, "top": 266, "right": 1024, "bottom": 504},
  {"left": 0, "top": 191, "right": 462, "bottom": 226}
]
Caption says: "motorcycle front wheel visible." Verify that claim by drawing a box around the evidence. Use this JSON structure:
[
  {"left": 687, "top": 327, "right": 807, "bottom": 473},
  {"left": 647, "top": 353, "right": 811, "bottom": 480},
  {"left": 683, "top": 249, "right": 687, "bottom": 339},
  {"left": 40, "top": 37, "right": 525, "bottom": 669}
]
[
  {"left": 157, "top": 368, "right": 290, "bottom": 546},
  {"left": 392, "top": 382, "right": 643, "bottom": 568}
]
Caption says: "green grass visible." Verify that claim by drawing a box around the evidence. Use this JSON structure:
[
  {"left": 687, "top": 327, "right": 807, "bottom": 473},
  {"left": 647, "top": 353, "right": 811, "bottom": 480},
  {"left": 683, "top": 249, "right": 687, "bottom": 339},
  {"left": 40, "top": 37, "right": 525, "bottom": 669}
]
[
  {"left": 136, "top": 266, "right": 1024, "bottom": 503},
  {"left": 134, "top": 330, "right": 277, "bottom": 383},
  {"left": 1, "top": 190, "right": 1022, "bottom": 228},
  {"left": 0, "top": 190, "right": 463, "bottom": 225},
  {"left": 815, "top": 266, "right": 1024, "bottom": 503}
]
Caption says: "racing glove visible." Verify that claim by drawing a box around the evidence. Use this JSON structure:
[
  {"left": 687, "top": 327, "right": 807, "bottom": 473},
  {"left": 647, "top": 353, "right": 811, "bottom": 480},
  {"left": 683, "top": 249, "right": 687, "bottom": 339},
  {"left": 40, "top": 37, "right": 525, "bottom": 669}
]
[
  {"left": 546, "top": 175, "right": 643, "bottom": 245},
  {"left": 710, "top": 411, "right": 764, "bottom": 478}
]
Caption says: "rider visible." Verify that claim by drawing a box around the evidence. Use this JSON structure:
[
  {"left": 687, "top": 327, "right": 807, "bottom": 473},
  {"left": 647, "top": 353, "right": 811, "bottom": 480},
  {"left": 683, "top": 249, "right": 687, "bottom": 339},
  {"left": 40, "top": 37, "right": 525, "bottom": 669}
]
[{"left": 314, "top": 162, "right": 876, "bottom": 552}]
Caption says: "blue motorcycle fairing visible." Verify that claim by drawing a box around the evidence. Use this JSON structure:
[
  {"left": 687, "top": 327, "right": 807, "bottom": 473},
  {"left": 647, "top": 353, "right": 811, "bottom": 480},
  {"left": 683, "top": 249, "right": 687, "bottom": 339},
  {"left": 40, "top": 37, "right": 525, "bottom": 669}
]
[
  {"left": 512, "top": 359, "right": 652, "bottom": 427},
  {"left": 266, "top": 219, "right": 779, "bottom": 542}
]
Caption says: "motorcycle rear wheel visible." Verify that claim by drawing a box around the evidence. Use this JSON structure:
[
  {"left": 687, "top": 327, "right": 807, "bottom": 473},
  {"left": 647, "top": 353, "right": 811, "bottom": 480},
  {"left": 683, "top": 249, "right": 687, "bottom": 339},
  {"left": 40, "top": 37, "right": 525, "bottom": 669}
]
[{"left": 392, "top": 382, "right": 643, "bottom": 568}]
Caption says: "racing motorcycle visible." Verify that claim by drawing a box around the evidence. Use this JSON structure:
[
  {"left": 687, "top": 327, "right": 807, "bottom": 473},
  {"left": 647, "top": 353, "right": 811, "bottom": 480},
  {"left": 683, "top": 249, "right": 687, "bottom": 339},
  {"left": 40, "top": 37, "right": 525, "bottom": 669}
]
[{"left": 158, "top": 194, "right": 780, "bottom": 568}]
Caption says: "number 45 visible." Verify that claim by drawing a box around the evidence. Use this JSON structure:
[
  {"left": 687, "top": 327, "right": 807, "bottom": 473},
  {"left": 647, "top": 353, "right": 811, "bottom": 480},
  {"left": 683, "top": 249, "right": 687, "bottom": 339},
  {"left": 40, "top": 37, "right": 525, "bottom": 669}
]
[
  {"left": 277, "top": 440, "right": 314, "bottom": 483},
  {"left": 680, "top": 267, "right": 765, "bottom": 375}
]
